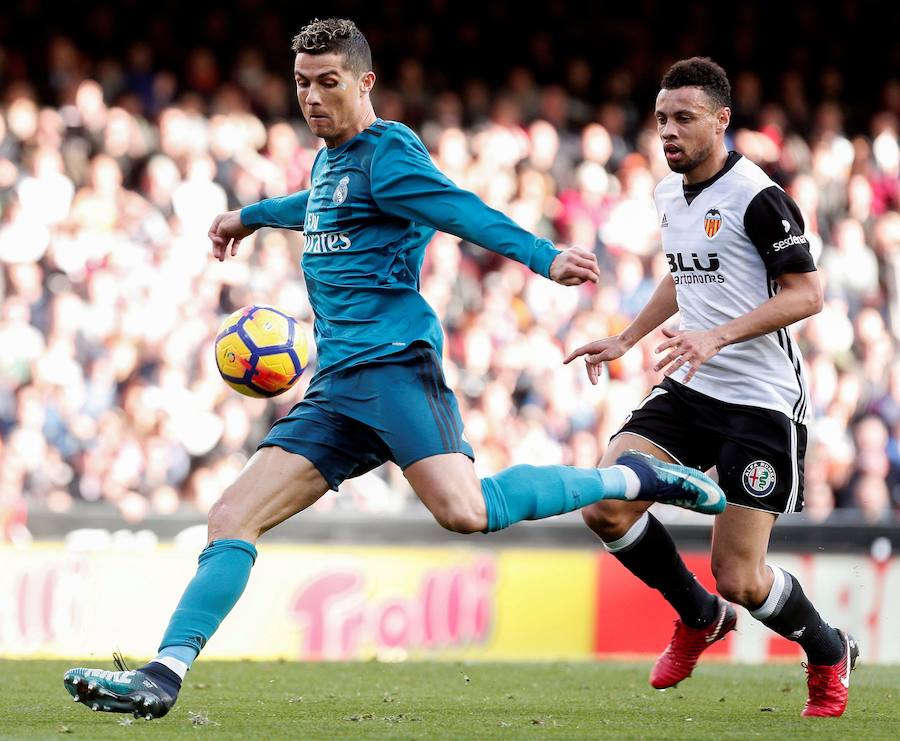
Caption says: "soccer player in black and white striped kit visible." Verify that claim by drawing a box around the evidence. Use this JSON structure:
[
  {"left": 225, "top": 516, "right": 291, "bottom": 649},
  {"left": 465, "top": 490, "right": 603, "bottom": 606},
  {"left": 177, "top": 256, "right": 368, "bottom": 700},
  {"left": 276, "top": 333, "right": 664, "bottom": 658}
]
[{"left": 566, "top": 57, "right": 857, "bottom": 718}]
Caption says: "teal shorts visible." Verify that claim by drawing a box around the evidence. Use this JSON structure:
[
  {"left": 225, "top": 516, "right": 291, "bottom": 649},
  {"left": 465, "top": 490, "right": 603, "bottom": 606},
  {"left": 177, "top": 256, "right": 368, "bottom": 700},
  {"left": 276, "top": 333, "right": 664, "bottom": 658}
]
[{"left": 259, "top": 343, "right": 474, "bottom": 490}]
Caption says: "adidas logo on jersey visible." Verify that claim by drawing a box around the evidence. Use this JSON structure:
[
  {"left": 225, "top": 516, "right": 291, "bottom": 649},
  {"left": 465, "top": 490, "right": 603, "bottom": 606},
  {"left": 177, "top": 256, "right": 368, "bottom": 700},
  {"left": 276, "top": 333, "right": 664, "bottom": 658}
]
[{"left": 660, "top": 213, "right": 669, "bottom": 228}]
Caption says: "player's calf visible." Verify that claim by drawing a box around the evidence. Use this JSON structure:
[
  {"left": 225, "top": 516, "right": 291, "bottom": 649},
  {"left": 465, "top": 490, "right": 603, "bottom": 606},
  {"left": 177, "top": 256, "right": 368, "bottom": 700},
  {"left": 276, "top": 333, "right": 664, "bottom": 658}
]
[
  {"left": 748, "top": 566, "right": 845, "bottom": 665},
  {"left": 582, "top": 499, "right": 652, "bottom": 541}
]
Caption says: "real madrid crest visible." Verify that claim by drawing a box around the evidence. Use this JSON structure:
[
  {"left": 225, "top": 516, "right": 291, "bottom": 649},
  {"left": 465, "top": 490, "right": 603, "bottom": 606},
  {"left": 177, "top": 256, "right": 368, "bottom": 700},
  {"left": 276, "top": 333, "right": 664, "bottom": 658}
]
[
  {"left": 704, "top": 208, "right": 723, "bottom": 239},
  {"left": 332, "top": 176, "right": 350, "bottom": 205}
]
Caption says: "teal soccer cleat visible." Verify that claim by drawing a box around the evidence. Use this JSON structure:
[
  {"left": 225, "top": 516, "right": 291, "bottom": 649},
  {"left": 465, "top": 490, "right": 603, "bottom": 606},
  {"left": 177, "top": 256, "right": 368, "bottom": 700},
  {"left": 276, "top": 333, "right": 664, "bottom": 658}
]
[
  {"left": 616, "top": 450, "right": 727, "bottom": 515},
  {"left": 63, "top": 654, "right": 177, "bottom": 720}
]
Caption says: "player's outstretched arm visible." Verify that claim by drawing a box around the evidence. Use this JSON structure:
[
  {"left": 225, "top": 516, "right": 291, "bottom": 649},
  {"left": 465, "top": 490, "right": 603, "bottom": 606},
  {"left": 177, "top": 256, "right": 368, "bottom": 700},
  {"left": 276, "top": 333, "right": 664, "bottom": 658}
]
[
  {"left": 210, "top": 189, "right": 313, "bottom": 262},
  {"left": 565, "top": 274, "right": 678, "bottom": 384},
  {"left": 370, "top": 126, "right": 598, "bottom": 284}
]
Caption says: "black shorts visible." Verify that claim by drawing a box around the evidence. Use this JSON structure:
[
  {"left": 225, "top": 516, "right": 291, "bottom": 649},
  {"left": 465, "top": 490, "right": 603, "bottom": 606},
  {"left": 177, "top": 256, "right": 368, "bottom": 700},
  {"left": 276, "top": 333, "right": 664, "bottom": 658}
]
[{"left": 614, "top": 377, "right": 807, "bottom": 514}]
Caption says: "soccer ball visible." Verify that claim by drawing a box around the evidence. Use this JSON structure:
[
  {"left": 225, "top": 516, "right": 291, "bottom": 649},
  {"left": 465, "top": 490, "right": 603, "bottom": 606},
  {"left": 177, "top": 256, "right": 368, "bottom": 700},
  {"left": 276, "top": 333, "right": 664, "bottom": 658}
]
[{"left": 214, "top": 305, "right": 308, "bottom": 398}]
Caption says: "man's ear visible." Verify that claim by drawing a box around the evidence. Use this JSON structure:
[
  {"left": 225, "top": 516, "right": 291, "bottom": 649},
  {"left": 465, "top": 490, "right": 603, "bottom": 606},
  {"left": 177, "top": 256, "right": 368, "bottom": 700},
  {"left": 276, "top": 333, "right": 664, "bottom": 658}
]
[
  {"left": 360, "top": 71, "right": 376, "bottom": 96},
  {"left": 717, "top": 106, "right": 731, "bottom": 134}
]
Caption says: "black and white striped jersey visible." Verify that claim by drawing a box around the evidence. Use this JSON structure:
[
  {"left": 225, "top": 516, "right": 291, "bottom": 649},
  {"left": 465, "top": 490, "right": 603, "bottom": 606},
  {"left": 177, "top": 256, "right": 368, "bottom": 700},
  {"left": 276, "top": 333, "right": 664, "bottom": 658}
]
[{"left": 654, "top": 151, "right": 817, "bottom": 424}]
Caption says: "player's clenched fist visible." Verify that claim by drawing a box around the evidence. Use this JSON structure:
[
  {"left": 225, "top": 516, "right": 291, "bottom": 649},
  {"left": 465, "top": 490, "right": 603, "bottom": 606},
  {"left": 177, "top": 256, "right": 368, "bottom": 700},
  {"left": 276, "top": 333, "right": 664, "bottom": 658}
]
[
  {"left": 549, "top": 246, "right": 600, "bottom": 286},
  {"left": 209, "top": 209, "right": 255, "bottom": 262}
]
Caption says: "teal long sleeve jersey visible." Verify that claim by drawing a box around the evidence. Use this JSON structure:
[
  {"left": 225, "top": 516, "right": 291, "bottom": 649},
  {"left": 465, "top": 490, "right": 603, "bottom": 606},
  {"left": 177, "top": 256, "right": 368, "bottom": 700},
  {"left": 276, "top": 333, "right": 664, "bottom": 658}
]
[{"left": 240, "top": 119, "right": 561, "bottom": 376}]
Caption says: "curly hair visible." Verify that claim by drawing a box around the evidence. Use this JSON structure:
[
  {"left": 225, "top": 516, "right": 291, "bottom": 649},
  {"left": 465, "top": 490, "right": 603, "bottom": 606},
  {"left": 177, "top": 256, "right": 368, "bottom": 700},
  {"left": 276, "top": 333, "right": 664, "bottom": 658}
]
[
  {"left": 660, "top": 57, "right": 732, "bottom": 109},
  {"left": 291, "top": 18, "right": 372, "bottom": 77}
]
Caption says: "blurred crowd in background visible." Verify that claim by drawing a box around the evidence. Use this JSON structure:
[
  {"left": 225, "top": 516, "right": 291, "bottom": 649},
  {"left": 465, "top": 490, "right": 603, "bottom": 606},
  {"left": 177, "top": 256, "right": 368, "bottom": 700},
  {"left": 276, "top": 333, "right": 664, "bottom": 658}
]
[{"left": 1, "top": 2, "right": 899, "bottom": 538}]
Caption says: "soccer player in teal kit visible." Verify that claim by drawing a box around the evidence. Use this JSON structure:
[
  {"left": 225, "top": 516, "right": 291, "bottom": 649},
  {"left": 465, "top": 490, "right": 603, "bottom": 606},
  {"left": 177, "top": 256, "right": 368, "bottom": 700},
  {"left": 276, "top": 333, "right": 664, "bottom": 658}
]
[{"left": 63, "top": 19, "right": 725, "bottom": 719}]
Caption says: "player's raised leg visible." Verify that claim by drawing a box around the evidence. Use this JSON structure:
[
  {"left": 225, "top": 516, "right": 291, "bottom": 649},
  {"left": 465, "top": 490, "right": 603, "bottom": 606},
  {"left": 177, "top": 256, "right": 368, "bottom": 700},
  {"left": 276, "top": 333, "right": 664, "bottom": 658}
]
[
  {"left": 582, "top": 432, "right": 733, "bottom": 690},
  {"left": 63, "top": 446, "right": 331, "bottom": 719},
  {"left": 710, "top": 507, "right": 857, "bottom": 717},
  {"left": 367, "top": 345, "right": 726, "bottom": 535},
  {"left": 405, "top": 445, "right": 724, "bottom": 536}
]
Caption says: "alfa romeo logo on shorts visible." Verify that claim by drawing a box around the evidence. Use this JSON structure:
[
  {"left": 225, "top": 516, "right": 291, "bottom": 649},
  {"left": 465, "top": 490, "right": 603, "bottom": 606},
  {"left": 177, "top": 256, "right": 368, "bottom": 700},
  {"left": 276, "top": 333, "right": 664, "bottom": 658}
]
[{"left": 742, "top": 460, "right": 776, "bottom": 497}]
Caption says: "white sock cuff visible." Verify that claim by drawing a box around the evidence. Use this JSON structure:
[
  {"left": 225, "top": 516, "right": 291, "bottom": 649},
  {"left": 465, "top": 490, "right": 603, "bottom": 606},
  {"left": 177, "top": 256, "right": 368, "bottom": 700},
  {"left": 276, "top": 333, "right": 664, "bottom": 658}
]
[
  {"left": 610, "top": 464, "right": 642, "bottom": 500},
  {"left": 603, "top": 512, "right": 650, "bottom": 554},
  {"left": 152, "top": 655, "right": 189, "bottom": 679},
  {"left": 749, "top": 565, "right": 791, "bottom": 621}
]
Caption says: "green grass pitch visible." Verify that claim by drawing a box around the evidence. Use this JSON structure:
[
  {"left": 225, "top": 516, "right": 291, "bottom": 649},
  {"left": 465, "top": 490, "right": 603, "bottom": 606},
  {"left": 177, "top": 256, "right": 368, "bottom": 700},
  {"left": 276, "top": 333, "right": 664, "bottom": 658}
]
[{"left": 1, "top": 660, "right": 898, "bottom": 739}]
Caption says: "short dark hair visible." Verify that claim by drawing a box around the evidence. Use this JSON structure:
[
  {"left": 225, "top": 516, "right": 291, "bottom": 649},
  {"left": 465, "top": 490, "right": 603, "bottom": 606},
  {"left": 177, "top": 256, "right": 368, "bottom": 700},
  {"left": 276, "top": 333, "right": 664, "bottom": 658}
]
[
  {"left": 291, "top": 18, "right": 372, "bottom": 77},
  {"left": 660, "top": 57, "right": 732, "bottom": 109}
]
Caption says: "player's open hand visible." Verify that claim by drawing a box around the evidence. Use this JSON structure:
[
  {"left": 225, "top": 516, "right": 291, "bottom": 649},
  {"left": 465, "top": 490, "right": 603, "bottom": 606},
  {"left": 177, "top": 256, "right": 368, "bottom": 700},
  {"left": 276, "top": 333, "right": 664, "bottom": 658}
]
[
  {"left": 549, "top": 246, "right": 600, "bottom": 286},
  {"left": 209, "top": 209, "right": 254, "bottom": 262},
  {"left": 654, "top": 326, "right": 723, "bottom": 382},
  {"left": 564, "top": 335, "right": 632, "bottom": 385}
]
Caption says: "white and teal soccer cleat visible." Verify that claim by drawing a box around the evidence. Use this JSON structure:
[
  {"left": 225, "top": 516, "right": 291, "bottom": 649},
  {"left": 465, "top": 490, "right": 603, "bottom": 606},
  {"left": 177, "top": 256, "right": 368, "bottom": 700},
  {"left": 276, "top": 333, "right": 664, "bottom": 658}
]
[
  {"left": 616, "top": 450, "right": 727, "bottom": 515},
  {"left": 63, "top": 654, "right": 177, "bottom": 720}
]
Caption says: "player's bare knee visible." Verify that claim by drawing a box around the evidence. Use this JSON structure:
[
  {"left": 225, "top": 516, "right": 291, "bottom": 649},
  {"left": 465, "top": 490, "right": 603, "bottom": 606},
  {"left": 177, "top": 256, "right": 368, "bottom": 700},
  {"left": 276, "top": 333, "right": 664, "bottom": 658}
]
[
  {"left": 207, "top": 493, "right": 256, "bottom": 542},
  {"left": 713, "top": 565, "right": 768, "bottom": 608},
  {"left": 434, "top": 505, "right": 486, "bottom": 534},
  {"left": 431, "top": 486, "right": 487, "bottom": 533},
  {"left": 412, "top": 472, "right": 487, "bottom": 534},
  {"left": 582, "top": 501, "right": 640, "bottom": 540}
]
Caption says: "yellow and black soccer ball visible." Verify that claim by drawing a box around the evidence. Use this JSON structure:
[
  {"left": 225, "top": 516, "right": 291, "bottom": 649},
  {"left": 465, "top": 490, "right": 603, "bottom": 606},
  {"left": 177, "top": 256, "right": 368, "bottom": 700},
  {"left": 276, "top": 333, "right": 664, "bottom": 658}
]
[{"left": 214, "top": 305, "right": 308, "bottom": 398}]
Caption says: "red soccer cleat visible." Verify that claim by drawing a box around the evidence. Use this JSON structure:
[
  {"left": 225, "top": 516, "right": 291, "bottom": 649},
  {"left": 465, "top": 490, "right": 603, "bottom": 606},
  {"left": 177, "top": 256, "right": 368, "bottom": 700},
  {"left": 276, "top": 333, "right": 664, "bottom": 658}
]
[
  {"left": 650, "top": 597, "right": 737, "bottom": 689},
  {"left": 802, "top": 631, "right": 859, "bottom": 718}
]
